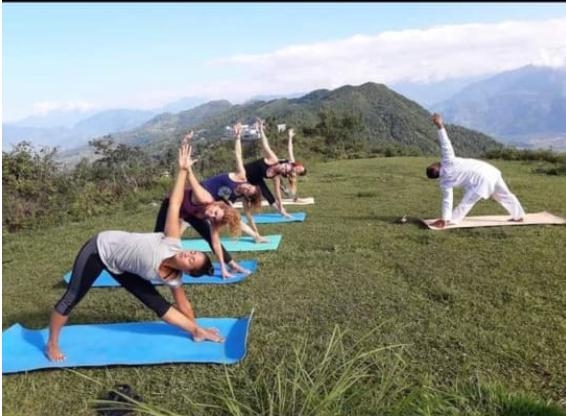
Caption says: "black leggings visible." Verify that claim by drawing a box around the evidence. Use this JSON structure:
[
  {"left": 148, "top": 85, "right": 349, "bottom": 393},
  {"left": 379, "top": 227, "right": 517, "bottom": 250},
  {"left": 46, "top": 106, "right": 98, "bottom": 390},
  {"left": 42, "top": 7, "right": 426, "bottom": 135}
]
[
  {"left": 55, "top": 234, "right": 171, "bottom": 317},
  {"left": 154, "top": 198, "right": 232, "bottom": 263}
]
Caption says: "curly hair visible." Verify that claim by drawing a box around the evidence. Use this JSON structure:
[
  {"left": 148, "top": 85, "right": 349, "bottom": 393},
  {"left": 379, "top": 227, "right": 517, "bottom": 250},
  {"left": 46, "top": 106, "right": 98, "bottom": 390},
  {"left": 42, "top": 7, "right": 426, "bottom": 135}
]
[{"left": 212, "top": 202, "right": 242, "bottom": 237}]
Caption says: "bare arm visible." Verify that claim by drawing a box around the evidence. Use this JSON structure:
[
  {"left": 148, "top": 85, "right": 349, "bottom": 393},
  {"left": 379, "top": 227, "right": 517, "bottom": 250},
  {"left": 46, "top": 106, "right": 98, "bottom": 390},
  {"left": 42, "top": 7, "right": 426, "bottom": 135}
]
[
  {"left": 287, "top": 128, "right": 296, "bottom": 163},
  {"left": 164, "top": 134, "right": 193, "bottom": 239},
  {"left": 257, "top": 119, "right": 279, "bottom": 164},
  {"left": 161, "top": 306, "right": 224, "bottom": 343},
  {"left": 272, "top": 175, "right": 291, "bottom": 217},
  {"left": 186, "top": 160, "right": 215, "bottom": 205},
  {"left": 241, "top": 202, "right": 267, "bottom": 243},
  {"left": 233, "top": 122, "right": 247, "bottom": 181},
  {"left": 209, "top": 226, "right": 234, "bottom": 279},
  {"left": 170, "top": 286, "right": 195, "bottom": 320}
]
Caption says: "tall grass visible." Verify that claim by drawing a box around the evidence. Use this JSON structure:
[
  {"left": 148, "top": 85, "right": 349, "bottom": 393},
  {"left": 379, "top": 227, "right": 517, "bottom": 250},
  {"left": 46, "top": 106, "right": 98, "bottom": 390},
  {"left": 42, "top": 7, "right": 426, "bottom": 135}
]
[
  {"left": 3, "top": 157, "right": 566, "bottom": 415},
  {"left": 90, "top": 325, "right": 407, "bottom": 416}
]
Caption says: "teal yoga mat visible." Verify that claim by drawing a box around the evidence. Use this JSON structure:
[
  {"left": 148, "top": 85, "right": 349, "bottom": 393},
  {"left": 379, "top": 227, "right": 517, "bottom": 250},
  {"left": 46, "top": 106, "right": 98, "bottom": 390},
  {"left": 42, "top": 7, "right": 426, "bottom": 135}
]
[
  {"left": 2, "top": 312, "right": 254, "bottom": 374},
  {"left": 182, "top": 234, "right": 282, "bottom": 252},
  {"left": 242, "top": 212, "right": 306, "bottom": 224},
  {"left": 63, "top": 260, "right": 258, "bottom": 287}
]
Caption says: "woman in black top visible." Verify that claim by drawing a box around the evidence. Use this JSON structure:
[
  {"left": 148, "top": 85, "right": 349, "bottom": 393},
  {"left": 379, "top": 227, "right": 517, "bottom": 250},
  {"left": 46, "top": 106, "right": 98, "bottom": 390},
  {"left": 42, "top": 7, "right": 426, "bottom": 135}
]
[{"left": 244, "top": 119, "right": 307, "bottom": 218}]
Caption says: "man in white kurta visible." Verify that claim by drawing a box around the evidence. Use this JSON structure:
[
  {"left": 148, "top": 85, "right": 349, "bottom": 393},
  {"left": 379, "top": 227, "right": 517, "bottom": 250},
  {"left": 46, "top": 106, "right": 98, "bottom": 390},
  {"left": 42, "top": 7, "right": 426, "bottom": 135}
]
[{"left": 426, "top": 113, "right": 525, "bottom": 228}]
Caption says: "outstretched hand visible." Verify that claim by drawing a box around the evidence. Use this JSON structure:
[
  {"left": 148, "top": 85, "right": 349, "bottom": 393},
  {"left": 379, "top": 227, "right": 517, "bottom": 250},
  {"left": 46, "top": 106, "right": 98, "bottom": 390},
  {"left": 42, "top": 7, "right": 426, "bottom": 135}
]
[
  {"left": 431, "top": 113, "right": 443, "bottom": 129},
  {"left": 229, "top": 261, "right": 251, "bottom": 275},
  {"left": 178, "top": 141, "right": 197, "bottom": 171},
  {"left": 193, "top": 327, "right": 224, "bottom": 343},
  {"left": 430, "top": 219, "right": 446, "bottom": 229},
  {"left": 288, "top": 128, "right": 295, "bottom": 139},
  {"left": 182, "top": 130, "right": 194, "bottom": 144},
  {"left": 233, "top": 122, "right": 242, "bottom": 139}
]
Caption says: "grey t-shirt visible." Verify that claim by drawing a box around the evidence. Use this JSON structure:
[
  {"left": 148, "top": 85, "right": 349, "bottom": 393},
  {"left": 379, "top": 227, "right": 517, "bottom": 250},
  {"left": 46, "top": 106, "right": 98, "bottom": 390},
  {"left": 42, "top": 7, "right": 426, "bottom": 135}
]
[{"left": 97, "top": 231, "right": 183, "bottom": 287}]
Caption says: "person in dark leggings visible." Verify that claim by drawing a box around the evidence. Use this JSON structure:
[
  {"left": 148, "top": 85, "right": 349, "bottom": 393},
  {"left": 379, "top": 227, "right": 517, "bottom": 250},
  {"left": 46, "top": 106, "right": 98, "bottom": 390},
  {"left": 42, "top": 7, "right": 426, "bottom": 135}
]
[
  {"left": 244, "top": 119, "right": 307, "bottom": 218},
  {"left": 154, "top": 132, "right": 248, "bottom": 279},
  {"left": 155, "top": 124, "right": 268, "bottom": 244},
  {"left": 46, "top": 140, "right": 224, "bottom": 362}
]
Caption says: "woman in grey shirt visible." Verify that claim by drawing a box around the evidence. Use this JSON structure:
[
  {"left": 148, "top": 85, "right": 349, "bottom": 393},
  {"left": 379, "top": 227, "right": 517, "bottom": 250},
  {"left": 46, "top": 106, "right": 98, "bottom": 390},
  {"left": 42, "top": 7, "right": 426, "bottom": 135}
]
[{"left": 46, "top": 140, "right": 224, "bottom": 362}]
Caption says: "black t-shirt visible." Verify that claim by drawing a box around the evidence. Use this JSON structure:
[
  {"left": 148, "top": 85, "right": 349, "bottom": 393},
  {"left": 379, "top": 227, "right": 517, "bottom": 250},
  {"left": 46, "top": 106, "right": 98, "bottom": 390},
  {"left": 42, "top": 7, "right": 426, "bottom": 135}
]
[{"left": 244, "top": 159, "right": 281, "bottom": 205}]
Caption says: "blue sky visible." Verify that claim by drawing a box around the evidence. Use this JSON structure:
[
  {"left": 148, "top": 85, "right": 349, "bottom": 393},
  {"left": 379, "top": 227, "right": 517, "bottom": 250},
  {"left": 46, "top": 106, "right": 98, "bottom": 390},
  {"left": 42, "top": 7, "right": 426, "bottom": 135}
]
[{"left": 3, "top": 2, "right": 566, "bottom": 122}]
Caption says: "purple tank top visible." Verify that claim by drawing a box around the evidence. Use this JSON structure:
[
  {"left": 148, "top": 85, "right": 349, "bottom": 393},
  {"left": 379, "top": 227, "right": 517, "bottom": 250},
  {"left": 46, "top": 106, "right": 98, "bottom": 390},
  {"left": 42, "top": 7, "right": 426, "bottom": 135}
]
[
  {"left": 179, "top": 188, "right": 207, "bottom": 220},
  {"left": 201, "top": 173, "right": 242, "bottom": 203}
]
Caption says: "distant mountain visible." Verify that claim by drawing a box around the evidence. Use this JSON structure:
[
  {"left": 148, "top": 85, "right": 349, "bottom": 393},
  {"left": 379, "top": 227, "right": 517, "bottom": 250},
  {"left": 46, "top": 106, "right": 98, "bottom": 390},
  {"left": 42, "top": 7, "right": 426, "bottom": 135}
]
[
  {"left": 432, "top": 65, "right": 566, "bottom": 148},
  {"left": 60, "top": 83, "right": 501, "bottom": 163},
  {"left": 158, "top": 96, "right": 208, "bottom": 114},
  {"left": 10, "top": 108, "right": 99, "bottom": 129},
  {"left": 2, "top": 125, "right": 71, "bottom": 150},
  {"left": 243, "top": 92, "right": 307, "bottom": 105},
  {"left": 390, "top": 75, "right": 489, "bottom": 109},
  {"left": 2, "top": 109, "right": 158, "bottom": 151},
  {"left": 72, "top": 109, "right": 157, "bottom": 137},
  {"left": 103, "top": 100, "right": 234, "bottom": 148}
]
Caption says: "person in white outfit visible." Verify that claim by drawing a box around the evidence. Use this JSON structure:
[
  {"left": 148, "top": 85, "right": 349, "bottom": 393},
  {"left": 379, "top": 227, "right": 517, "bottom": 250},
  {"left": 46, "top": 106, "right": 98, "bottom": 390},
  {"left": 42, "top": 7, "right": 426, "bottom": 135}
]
[{"left": 426, "top": 113, "right": 525, "bottom": 229}]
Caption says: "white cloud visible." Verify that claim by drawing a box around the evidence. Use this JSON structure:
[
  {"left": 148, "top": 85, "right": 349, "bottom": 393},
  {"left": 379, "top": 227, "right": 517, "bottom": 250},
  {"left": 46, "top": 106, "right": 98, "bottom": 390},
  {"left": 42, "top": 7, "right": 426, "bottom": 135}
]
[
  {"left": 32, "top": 100, "right": 99, "bottom": 114},
  {"left": 195, "top": 17, "right": 566, "bottom": 96}
]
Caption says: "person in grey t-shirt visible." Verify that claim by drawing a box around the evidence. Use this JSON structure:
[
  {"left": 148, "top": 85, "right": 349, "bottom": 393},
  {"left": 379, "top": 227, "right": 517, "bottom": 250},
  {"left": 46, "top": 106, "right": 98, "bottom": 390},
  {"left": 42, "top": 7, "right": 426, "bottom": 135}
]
[{"left": 46, "top": 140, "right": 225, "bottom": 362}]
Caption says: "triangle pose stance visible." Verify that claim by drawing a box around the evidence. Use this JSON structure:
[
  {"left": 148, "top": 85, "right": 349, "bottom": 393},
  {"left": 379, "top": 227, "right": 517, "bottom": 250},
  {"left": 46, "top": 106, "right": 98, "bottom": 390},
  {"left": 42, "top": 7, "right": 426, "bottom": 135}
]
[
  {"left": 279, "top": 128, "right": 300, "bottom": 201},
  {"left": 425, "top": 113, "right": 525, "bottom": 229},
  {"left": 46, "top": 141, "right": 225, "bottom": 362},
  {"left": 244, "top": 118, "right": 307, "bottom": 219},
  {"left": 154, "top": 131, "right": 250, "bottom": 279}
]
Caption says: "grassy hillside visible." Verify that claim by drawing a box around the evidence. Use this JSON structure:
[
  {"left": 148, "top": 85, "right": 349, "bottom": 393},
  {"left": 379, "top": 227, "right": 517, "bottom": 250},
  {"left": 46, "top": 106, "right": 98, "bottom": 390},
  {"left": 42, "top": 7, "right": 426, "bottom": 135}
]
[
  {"left": 3, "top": 157, "right": 566, "bottom": 415},
  {"left": 60, "top": 83, "right": 503, "bottom": 164},
  {"left": 182, "top": 83, "right": 504, "bottom": 157}
]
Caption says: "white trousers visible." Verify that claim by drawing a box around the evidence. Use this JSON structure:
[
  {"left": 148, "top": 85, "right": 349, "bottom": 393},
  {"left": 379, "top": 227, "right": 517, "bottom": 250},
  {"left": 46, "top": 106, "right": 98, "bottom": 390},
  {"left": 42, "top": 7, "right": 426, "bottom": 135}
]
[{"left": 451, "top": 177, "right": 525, "bottom": 223}]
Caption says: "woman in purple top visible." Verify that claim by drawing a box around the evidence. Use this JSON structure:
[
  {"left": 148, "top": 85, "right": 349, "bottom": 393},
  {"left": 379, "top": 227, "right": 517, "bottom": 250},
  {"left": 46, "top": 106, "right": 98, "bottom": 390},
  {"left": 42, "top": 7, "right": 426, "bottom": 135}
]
[{"left": 155, "top": 124, "right": 269, "bottom": 245}]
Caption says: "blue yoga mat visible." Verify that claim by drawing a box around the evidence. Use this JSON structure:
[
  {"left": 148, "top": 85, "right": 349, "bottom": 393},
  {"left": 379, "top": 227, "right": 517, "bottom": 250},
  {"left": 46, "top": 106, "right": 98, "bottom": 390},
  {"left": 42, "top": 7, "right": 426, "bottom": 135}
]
[
  {"left": 63, "top": 260, "right": 258, "bottom": 287},
  {"left": 242, "top": 212, "right": 306, "bottom": 224},
  {"left": 2, "top": 313, "right": 253, "bottom": 374},
  {"left": 182, "top": 234, "right": 282, "bottom": 252}
]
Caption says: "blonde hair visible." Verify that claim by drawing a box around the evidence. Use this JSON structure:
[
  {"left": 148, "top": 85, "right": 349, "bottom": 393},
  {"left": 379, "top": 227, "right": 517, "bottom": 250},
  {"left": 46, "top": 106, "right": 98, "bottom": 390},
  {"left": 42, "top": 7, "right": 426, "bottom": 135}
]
[{"left": 212, "top": 202, "right": 241, "bottom": 237}]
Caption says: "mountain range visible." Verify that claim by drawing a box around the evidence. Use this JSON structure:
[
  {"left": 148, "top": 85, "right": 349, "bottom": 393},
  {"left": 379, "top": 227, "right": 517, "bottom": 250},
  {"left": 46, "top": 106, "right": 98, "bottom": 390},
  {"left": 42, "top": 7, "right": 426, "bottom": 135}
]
[
  {"left": 431, "top": 65, "right": 566, "bottom": 149},
  {"left": 3, "top": 65, "right": 566, "bottom": 154},
  {"left": 55, "top": 82, "right": 503, "bottom": 167}
]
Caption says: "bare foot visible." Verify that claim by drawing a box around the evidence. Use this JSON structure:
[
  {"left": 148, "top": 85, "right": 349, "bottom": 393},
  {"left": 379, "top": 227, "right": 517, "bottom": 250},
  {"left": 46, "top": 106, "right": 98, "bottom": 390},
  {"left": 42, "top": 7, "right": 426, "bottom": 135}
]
[{"left": 46, "top": 344, "right": 65, "bottom": 361}]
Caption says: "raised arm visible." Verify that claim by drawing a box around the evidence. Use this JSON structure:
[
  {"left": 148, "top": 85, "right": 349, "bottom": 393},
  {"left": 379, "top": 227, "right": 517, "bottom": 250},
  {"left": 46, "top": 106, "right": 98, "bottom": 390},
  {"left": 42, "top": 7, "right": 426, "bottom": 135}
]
[
  {"left": 233, "top": 122, "right": 247, "bottom": 181},
  {"left": 287, "top": 128, "right": 296, "bottom": 163},
  {"left": 185, "top": 153, "right": 215, "bottom": 205},
  {"left": 432, "top": 113, "right": 455, "bottom": 163},
  {"left": 257, "top": 118, "right": 279, "bottom": 164},
  {"left": 164, "top": 134, "right": 194, "bottom": 239}
]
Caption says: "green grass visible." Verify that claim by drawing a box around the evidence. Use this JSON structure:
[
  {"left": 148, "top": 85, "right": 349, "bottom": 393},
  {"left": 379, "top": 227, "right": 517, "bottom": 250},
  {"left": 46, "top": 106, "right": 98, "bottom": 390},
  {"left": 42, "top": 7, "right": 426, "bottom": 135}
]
[{"left": 3, "top": 157, "right": 566, "bottom": 415}]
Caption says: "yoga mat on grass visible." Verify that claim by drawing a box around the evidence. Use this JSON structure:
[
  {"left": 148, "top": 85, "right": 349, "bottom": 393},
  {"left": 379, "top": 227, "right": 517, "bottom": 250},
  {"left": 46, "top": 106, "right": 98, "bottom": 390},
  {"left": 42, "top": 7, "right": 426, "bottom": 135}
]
[
  {"left": 242, "top": 212, "right": 306, "bottom": 224},
  {"left": 63, "top": 260, "right": 258, "bottom": 287},
  {"left": 182, "top": 234, "right": 281, "bottom": 251},
  {"left": 233, "top": 197, "right": 314, "bottom": 208},
  {"left": 421, "top": 211, "right": 566, "bottom": 230},
  {"left": 2, "top": 312, "right": 254, "bottom": 374}
]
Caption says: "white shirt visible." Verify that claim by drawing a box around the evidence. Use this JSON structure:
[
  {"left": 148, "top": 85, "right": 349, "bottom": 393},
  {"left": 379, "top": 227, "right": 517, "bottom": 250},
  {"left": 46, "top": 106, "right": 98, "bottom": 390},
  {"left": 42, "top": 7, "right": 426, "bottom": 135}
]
[{"left": 437, "top": 128, "right": 502, "bottom": 221}]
